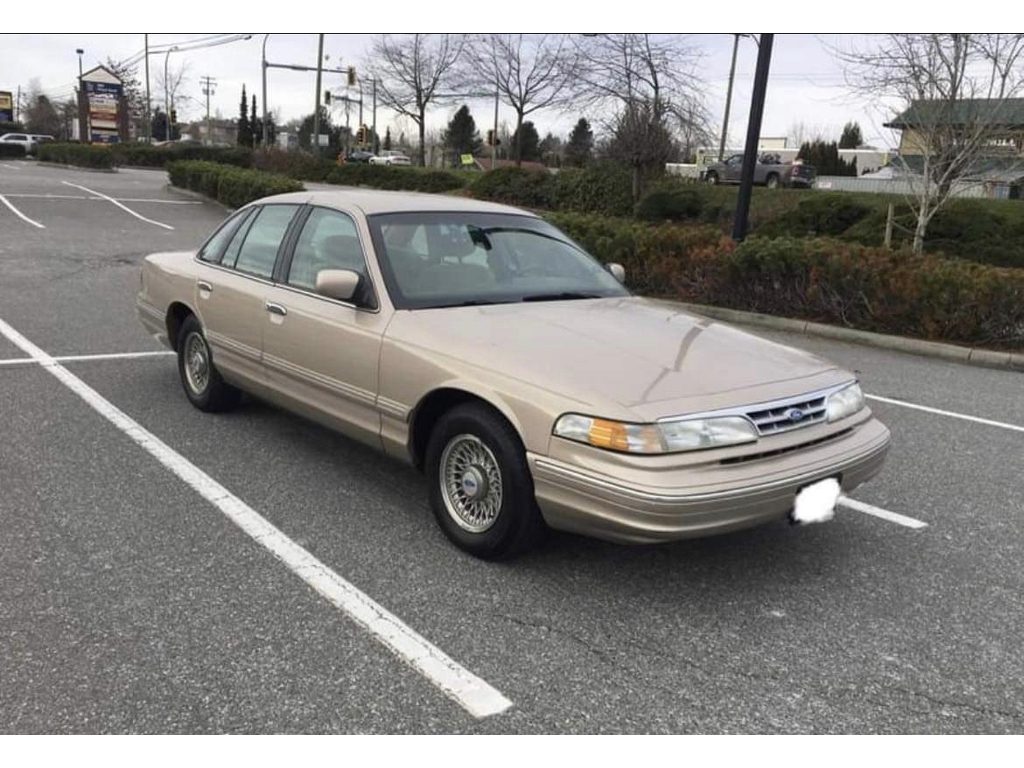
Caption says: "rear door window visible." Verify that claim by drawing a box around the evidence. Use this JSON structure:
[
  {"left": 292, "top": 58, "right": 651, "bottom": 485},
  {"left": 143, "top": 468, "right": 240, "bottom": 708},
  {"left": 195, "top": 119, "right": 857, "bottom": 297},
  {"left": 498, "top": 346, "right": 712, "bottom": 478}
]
[{"left": 231, "top": 204, "right": 300, "bottom": 279}]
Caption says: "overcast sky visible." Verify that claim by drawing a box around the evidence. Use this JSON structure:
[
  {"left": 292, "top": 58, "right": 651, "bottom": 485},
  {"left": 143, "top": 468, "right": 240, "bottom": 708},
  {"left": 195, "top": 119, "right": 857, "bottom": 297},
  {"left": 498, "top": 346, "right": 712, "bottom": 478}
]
[{"left": 0, "top": 33, "right": 900, "bottom": 149}]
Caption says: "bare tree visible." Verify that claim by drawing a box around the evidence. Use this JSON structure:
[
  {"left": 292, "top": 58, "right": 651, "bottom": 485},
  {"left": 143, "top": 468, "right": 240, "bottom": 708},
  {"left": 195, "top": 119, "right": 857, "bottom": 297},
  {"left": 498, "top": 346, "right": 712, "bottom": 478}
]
[
  {"left": 839, "top": 34, "right": 1024, "bottom": 252},
  {"left": 463, "top": 34, "right": 579, "bottom": 165},
  {"left": 366, "top": 34, "right": 465, "bottom": 166},
  {"left": 571, "top": 34, "right": 708, "bottom": 199},
  {"left": 156, "top": 61, "right": 193, "bottom": 118}
]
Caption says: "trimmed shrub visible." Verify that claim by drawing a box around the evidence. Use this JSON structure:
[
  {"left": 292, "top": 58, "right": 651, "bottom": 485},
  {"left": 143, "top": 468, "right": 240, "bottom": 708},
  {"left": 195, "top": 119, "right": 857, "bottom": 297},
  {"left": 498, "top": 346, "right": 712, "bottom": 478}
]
[
  {"left": 114, "top": 143, "right": 252, "bottom": 168},
  {"left": 757, "top": 194, "right": 872, "bottom": 237},
  {"left": 635, "top": 188, "right": 703, "bottom": 222},
  {"left": 552, "top": 164, "right": 635, "bottom": 216},
  {"left": 167, "top": 160, "right": 303, "bottom": 208},
  {"left": 469, "top": 166, "right": 555, "bottom": 209},
  {"left": 0, "top": 142, "right": 27, "bottom": 158},
  {"left": 252, "top": 147, "right": 336, "bottom": 181},
  {"left": 541, "top": 213, "right": 1024, "bottom": 349},
  {"left": 326, "top": 163, "right": 467, "bottom": 193},
  {"left": 37, "top": 143, "right": 115, "bottom": 169}
]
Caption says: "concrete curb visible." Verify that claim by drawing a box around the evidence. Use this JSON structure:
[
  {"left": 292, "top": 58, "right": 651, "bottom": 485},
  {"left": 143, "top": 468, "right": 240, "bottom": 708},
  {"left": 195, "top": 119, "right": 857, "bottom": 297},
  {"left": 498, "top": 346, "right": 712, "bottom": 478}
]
[
  {"left": 164, "top": 184, "right": 234, "bottom": 213},
  {"left": 675, "top": 302, "right": 1024, "bottom": 373},
  {"left": 36, "top": 161, "right": 117, "bottom": 173}
]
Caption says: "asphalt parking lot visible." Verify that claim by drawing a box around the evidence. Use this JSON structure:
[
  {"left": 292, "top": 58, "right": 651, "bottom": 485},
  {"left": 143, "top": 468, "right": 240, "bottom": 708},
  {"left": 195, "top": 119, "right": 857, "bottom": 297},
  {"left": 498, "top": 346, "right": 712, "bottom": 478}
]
[{"left": 1, "top": 159, "right": 1022, "bottom": 734}]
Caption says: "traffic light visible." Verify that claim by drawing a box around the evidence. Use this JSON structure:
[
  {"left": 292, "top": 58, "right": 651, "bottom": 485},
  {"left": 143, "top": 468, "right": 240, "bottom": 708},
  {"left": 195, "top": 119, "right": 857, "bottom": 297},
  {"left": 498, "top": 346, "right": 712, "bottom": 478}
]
[
  {"left": 486, "top": 129, "right": 500, "bottom": 146},
  {"left": 324, "top": 91, "right": 332, "bottom": 105},
  {"left": 347, "top": 66, "right": 356, "bottom": 87},
  {"left": 357, "top": 124, "right": 369, "bottom": 144},
  {"left": 170, "top": 108, "right": 177, "bottom": 124}
]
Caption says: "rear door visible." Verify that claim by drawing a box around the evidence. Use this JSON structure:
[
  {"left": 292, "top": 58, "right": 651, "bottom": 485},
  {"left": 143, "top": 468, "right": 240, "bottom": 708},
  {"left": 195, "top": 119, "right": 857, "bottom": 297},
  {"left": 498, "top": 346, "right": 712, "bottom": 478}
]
[
  {"left": 261, "top": 205, "right": 389, "bottom": 448},
  {"left": 192, "top": 203, "right": 301, "bottom": 387}
]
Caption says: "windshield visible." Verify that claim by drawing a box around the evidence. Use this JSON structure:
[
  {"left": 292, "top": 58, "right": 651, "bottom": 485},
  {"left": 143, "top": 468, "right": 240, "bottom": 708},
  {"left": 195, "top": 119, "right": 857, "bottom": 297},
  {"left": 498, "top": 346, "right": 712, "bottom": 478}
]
[{"left": 366, "top": 212, "right": 628, "bottom": 310}]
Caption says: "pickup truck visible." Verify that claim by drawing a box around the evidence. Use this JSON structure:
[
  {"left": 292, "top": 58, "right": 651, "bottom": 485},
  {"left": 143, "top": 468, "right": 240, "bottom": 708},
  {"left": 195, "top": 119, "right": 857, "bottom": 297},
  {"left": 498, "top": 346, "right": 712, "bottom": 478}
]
[{"left": 701, "top": 153, "right": 816, "bottom": 189}]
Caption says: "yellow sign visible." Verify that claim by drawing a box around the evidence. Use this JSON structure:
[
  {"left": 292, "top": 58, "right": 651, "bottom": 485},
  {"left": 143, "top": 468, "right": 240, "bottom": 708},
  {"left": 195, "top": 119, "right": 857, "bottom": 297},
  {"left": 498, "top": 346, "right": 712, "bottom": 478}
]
[
  {"left": 0, "top": 92, "right": 11, "bottom": 110},
  {"left": 460, "top": 154, "right": 475, "bottom": 166}
]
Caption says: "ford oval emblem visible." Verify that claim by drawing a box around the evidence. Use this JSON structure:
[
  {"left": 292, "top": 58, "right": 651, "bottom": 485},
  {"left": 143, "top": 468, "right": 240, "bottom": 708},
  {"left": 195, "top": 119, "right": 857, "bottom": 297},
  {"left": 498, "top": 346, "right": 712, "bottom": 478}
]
[{"left": 786, "top": 408, "right": 805, "bottom": 422}]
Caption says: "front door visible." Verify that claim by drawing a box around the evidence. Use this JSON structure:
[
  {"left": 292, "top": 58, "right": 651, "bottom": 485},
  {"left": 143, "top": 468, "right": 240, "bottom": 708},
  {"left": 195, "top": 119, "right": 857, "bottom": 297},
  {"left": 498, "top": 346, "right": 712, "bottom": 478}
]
[{"left": 261, "top": 206, "right": 388, "bottom": 448}]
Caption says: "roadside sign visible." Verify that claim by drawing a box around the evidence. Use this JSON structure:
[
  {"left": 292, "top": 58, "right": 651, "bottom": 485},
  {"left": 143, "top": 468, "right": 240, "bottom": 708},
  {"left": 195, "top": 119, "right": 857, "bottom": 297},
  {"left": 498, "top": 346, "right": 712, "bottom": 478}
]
[
  {"left": 0, "top": 91, "right": 13, "bottom": 122},
  {"left": 317, "top": 133, "right": 330, "bottom": 147},
  {"left": 460, "top": 153, "right": 475, "bottom": 166}
]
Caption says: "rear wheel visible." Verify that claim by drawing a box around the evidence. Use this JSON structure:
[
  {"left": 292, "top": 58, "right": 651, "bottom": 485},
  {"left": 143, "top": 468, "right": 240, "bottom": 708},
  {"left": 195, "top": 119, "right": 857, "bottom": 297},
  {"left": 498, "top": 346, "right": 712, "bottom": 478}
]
[
  {"left": 176, "top": 315, "right": 242, "bottom": 412},
  {"left": 766, "top": 173, "right": 780, "bottom": 189},
  {"left": 425, "top": 403, "right": 546, "bottom": 559}
]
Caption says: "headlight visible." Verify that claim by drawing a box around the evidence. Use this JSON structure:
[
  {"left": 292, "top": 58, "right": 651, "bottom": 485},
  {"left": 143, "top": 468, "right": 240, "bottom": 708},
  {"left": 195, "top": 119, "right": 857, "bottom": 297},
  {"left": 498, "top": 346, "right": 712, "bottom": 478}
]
[
  {"left": 826, "top": 382, "right": 865, "bottom": 422},
  {"left": 553, "top": 414, "right": 758, "bottom": 454}
]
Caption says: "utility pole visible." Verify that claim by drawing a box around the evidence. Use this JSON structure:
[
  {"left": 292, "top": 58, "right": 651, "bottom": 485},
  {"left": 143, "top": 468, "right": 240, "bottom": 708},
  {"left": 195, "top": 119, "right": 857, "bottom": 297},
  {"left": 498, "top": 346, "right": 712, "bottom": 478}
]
[
  {"left": 371, "top": 79, "right": 377, "bottom": 154},
  {"left": 492, "top": 70, "right": 499, "bottom": 168},
  {"left": 144, "top": 34, "right": 151, "bottom": 143},
  {"left": 312, "top": 33, "right": 324, "bottom": 155},
  {"left": 732, "top": 34, "right": 773, "bottom": 242},
  {"left": 200, "top": 76, "right": 216, "bottom": 146},
  {"left": 719, "top": 34, "right": 740, "bottom": 162},
  {"left": 15, "top": 85, "right": 20, "bottom": 122}
]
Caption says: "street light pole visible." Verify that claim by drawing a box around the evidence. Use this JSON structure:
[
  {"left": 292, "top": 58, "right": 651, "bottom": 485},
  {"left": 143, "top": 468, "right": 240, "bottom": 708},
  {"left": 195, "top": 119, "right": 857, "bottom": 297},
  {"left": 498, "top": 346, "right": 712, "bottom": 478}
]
[
  {"left": 262, "top": 34, "right": 270, "bottom": 147},
  {"left": 164, "top": 46, "right": 178, "bottom": 141},
  {"left": 76, "top": 48, "right": 84, "bottom": 79},
  {"left": 719, "top": 34, "right": 740, "bottom": 162},
  {"left": 144, "top": 35, "right": 151, "bottom": 142}
]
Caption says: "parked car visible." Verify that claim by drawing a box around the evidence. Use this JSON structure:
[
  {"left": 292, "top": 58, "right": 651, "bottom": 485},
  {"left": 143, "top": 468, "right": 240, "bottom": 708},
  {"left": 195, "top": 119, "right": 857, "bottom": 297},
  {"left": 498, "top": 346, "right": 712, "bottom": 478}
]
[
  {"left": 702, "top": 153, "right": 816, "bottom": 188},
  {"left": 0, "top": 132, "right": 36, "bottom": 154},
  {"left": 340, "top": 149, "right": 376, "bottom": 164},
  {"left": 135, "top": 190, "right": 890, "bottom": 558},
  {"left": 369, "top": 150, "right": 411, "bottom": 166},
  {"left": 29, "top": 134, "right": 54, "bottom": 148}
]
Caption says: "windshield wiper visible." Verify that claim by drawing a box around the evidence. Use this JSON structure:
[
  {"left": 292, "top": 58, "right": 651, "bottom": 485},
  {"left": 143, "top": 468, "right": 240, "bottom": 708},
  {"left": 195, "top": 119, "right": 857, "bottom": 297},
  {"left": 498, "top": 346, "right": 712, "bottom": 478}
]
[{"left": 520, "top": 292, "right": 602, "bottom": 302}]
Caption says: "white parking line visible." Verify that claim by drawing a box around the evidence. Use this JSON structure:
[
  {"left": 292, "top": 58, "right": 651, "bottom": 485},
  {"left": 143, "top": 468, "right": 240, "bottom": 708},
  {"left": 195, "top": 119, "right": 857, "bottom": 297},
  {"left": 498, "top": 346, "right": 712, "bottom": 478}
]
[
  {"left": 0, "top": 193, "right": 45, "bottom": 228},
  {"left": 0, "top": 317, "right": 512, "bottom": 720},
  {"left": 61, "top": 181, "right": 174, "bottom": 230},
  {"left": 866, "top": 393, "right": 1024, "bottom": 434},
  {"left": 0, "top": 163, "right": 19, "bottom": 170},
  {"left": 0, "top": 350, "right": 175, "bottom": 367},
  {"left": 1, "top": 193, "right": 200, "bottom": 205},
  {"left": 838, "top": 496, "right": 928, "bottom": 529}
]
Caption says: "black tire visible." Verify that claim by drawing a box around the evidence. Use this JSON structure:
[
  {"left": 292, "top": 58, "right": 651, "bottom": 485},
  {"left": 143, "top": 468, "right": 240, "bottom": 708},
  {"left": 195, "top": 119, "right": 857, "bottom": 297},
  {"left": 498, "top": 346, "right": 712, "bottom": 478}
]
[
  {"left": 425, "top": 402, "right": 546, "bottom": 559},
  {"left": 765, "top": 173, "right": 780, "bottom": 189},
  {"left": 176, "top": 314, "right": 242, "bottom": 413},
  {"left": 705, "top": 171, "right": 719, "bottom": 185}
]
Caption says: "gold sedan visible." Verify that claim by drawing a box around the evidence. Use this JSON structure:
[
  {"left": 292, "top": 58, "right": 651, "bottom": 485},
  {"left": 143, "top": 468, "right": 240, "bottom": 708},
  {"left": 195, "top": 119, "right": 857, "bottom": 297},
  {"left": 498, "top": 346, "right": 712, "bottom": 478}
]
[{"left": 136, "top": 190, "right": 890, "bottom": 558}]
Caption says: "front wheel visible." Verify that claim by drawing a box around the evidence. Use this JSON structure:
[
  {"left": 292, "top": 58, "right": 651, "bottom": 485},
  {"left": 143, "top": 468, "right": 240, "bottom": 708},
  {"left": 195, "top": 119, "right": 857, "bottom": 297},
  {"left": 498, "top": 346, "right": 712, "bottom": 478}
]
[
  {"left": 176, "top": 315, "right": 242, "bottom": 412},
  {"left": 425, "top": 403, "right": 546, "bottom": 559},
  {"left": 765, "top": 173, "right": 780, "bottom": 189},
  {"left": 704, "top": 171, "right": 719, "bottom": 185}
]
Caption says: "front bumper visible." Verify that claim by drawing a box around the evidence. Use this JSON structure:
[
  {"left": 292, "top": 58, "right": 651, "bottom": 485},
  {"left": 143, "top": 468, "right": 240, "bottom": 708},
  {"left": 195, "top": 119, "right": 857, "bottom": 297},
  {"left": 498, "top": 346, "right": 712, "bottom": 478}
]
[{"left": 528, "top": 415, "right": 890, "bottom": 544}]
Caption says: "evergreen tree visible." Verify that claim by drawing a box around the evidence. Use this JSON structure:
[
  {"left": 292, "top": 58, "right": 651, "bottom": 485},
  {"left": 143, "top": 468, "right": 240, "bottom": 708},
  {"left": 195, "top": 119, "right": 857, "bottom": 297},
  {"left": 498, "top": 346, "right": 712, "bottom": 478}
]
[
  {"left": 237, "top": 85, "right": 251, "bottom": 146},
  {"left": 565, "top": 118, "right": 594, "bottom": 167},
  {"left": 510, "top": 120, "right": 541, "bottom": 162},
  {"left": 798, "top": 139, "right": 857, "bottom": 177},
  {"left": 250, "top": 94, "right": 259, "bottom": 146},
  {"left": 441, "top": 105, "right": 483, "bottom": 159},
  {"left": 839, "top": 121, "right": 863, "bottom": 149},
  {"left": 383, "top": 127, "right": 392, "bottom": 151}
]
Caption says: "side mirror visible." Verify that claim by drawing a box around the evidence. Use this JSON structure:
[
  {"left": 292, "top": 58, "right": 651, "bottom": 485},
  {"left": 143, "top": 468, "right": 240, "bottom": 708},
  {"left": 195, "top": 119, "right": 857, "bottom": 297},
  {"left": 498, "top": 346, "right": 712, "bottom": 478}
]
[
  {"left": 316, "top": 269, "right": 360, "bottom": 302},
  {"left": 607, "top": 263, "right": 626, "bottom": 283}
]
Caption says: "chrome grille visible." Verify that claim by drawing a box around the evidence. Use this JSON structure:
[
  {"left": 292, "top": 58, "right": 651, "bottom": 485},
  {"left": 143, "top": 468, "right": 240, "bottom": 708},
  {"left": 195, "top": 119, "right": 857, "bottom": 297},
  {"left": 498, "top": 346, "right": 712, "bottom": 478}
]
[{"left": 745, "top": 394, "right": 826, "bottom": 436}]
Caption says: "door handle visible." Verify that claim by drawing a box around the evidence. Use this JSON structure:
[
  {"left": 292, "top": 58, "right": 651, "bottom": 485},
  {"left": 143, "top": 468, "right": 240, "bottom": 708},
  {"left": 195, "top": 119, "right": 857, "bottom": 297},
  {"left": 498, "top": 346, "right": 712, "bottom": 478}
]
[
  {"left": 197, "top": 280, "right": 213, "bottom": 293},
  {"left": 265, "top": 301, "right": 287, "bottom": 316}
]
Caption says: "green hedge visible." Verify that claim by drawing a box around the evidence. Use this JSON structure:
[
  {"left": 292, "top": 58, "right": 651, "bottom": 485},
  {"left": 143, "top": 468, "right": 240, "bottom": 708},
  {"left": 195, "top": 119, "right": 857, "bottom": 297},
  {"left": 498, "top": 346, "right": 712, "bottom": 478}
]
[
  {"left": 167, "top": 160, "right": 304, "bottom": 208},
  {"left": 634, "top": 188, "right": 703, "bottom": 222},
  {"left": 544, "top": 213, "right": 1024, "bottom": 349},
  {"left": 252, "top": 147, "right": 337, "bottom": 181},
  {"left": 470, "top": 163, "right": 635, "bottom": 215},
  {"left": 37, "top": 143, "right": 115, "bottom": 169},
  {"left": 0, "top": 143, "right": 26, "bottom": 158},
  {"left": 326, "top": 163, "right": 467, "bottom": 193},
  {"left": 114, "top": 143, "right": 253, "bottom": 168}
]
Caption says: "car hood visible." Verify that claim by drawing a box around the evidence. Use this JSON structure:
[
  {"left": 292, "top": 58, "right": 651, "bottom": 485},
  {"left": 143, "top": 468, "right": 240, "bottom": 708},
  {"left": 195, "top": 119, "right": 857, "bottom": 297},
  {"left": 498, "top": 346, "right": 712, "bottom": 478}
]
[{"left": 389, "top": 297, "right": 850, "bottom": 421}]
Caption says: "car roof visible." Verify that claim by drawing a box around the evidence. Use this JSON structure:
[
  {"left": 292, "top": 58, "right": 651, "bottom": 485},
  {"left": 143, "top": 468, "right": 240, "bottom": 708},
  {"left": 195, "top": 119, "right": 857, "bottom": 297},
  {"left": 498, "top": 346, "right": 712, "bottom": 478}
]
[{"left": 256, "top": 188, "right": 538, "bottom": 217}]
